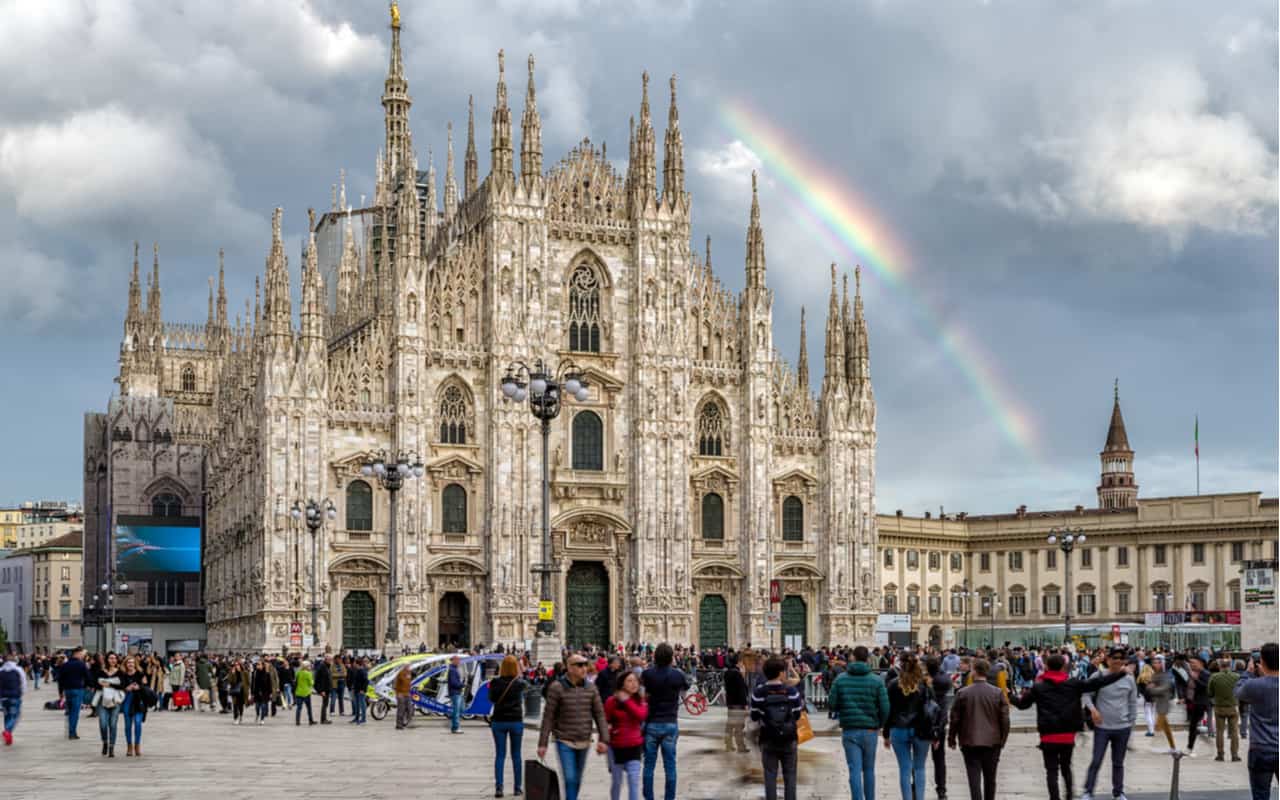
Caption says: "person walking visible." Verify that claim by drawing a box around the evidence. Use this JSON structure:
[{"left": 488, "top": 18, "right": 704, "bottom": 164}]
[
  {"left": 883, "top": 652, "right": 932, "bottom": 800},
  {"left": 330, "top": 655, "right": 348, "bottom": 718},
  {"left": 447, "top": 654, "right": 466, "bottom": 733},
  {"left": 537, "top": 654, "right": 610, "bottom": 800},
  {"left": 0, "top": 651, "right": 27, "bottom": 746},
  {"left": 1208, "top": 653, "right": 1241, "bottom": 762},
  {"left": 1012, "top": 652, "right": 1127, "bottom": 800},
  {"left": 723, "top": 650, "right": 754, "bottom": 754},
  {"left": 827, "top": 645, "right": 890, "bottom": 800},
  {"left": 947, "top": 658, "right": 1009, "bottom": 800},
  {"left": 750, "top": 656, "right": 804, "bottom": 800},
  {"left": 93, "top": 652, "right": 125, "bottom": 757},
  {"left": 314, "top": 655, "right": 333, "bottom": 725},
  {"left": 1144, "top": 655, "right": 1178, "bottom": 753},
  {"left": 195, "top": 654, "right": 216, "bottom": 712},
  {"left": 394, "top": 665, "right": 413, "bottom": 730},
  {"left": 120, "top": 655, "right": 151, "bottom": 757},
  {"left": 1234, "top": 643, "right": 1278, "bottom": 800},
  {"left": 294, "top": 660, "right": 316, "bottom": 725},
  {"left": 57, "top": 647, "right": 91, "bottom": 740},
  {"left": 925, "top": 655, "right": 955, "bottom": 800},
  {"left": 251, "top": 659, "right": 274, "bottom": 724},
  {"left": 165, "top": 654, "right": 185, "bottom": 711},
  {"left": 277, "top": 657, "right": 295, "bottom": 710},
  {"left": 640, "top": 642, "right": 689, "bottom": 800},
  {"left": 605, "top": 670, "right": 648, "bottom": 800},
  {"left": 1080, "top": 646, "right": 1138, "bottom": 800},
  {"left": 1182, "top": 654, "right": 1211, "bottom": 757},
  {"left": 348, "top": 657, "right": 369, "bottom": 725},
  {"left": 489, "top": 655, "right": 527, "bottom": 798},
  {"left": 227, "top": 660, "right": 249, "bottom": 724}
]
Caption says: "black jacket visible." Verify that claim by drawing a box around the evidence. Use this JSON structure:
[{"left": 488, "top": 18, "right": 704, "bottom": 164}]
[
  {"left": 883, "top": 680, "right": 927, "bottom": 733},
  {"left": 57, "top": 657, "right": 91, "bottom": 691},
  {"left": 347, "top": 667, "right": 369, "bottom": 694},
  {"left": 595, "top": 667, "right": 616, "bottom": 706},
  {"left": 1011, "top": 669, "right": 1126, "bottom": 735},
  {"left": 724, "top": 667, "right": 750, "bottom": 708},
  {"left": 489, "top": 676, "right": 526, "bottom": 723},
  {"left": 251, "top": 668, "right": 274, "bottom": 703},
  {"left": 1185, "top": 669, "right": 1210, "bottom": 706},
  {"left": 314, "top": 662, "right": 333, "bottom": 694}
]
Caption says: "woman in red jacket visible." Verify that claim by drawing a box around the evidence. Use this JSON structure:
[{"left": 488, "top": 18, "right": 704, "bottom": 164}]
[{"left": 604, "top": 671, "right": 648, "bottom": 800}]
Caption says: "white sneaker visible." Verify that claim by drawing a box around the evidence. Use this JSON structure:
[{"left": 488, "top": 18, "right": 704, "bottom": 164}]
[
  {"left": 258, "top": 719, "right": 264, "bottom": 726},
  {"left": 1115, "top": 794, "right": 1129, "bottom": 800},
  {"left": 1183, "top": 748, "right": 1195, "bottom": 758},
  {"left": 1080, "top": 793, "right": 1094, "bottom": 800}
]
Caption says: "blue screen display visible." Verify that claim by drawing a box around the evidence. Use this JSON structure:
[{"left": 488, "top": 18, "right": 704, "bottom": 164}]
[{"left": 114, "top": 524, "right": 201, "bottom": 575}]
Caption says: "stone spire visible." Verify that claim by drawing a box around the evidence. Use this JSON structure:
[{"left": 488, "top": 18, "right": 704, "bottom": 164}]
[
  {"left": 823, "top": 264, "right": 845, "bottom": 387},
  {"left": 662, "top": 74, "right": 684, "bottom": 204},
  {"left": 444, "top": 122, "right": 458, "bottom": 219},
  {"left": 423, "top": 146, "right": 438, "bottom": 247},
  {"left": 336, "top": 209, "right": 360, "bottom": 318},
  {"left": 520, "top": 54, "right": 542, "bottom": 188},
  {"left": 464, "top": 95, "right": 478, "bottom": 197},
  {"left": 263, "top": 207, "right": 292, "bottom": 342},
  {"left": 490, "top": 50, "right": 514, "bottom": 185},
  {"left": 146, "top": 243, "right": 162, "bottom": 334},
  {"left": 300, "top": 208, "right": 325, "bottom": 342},
  {"left": 381, "top": 1, "right": 411, "bottom": 185},
  {"left": 633, "top": 72, "right": 657, "bottom": 204},
  {"left": 842, "top": 272, "right": 854, "bottom": 382},
  {"left": 745, "top": 171, "right": 766, "bottom": 289},
  {"left": 1098, "top": 380, "right": 1137, "bottom": 509},
  {"left": 125, "top": 241, "right": 142, "bottom": 337},
  {"left": 849, "top": 267, "right": 872, "bottom": 398},
  {"left": 797, "top": 306, "right": 809, "bottom": 389},
  {"left": 216, "top": 249, "right": 228, "bottom": 331},
  {"left": 207, "top": 276, "right": 215, "bottom": 329}
]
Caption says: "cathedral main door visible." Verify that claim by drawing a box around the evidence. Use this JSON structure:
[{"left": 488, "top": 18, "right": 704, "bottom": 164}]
[
  {"left": 565, "top": 561, "right": 609, "bottom": 648},
  {"left": 698, "top": 594, "right": 727, "bottom": 649},
  {"left": 781, "top": 595, "right": 807, "bottom": 648},
  {"left": 342, "top": 591, "right": 375, "bottom": 651},
  {"left": 438, "top": 591, "right": 470, "bottom": 649}
]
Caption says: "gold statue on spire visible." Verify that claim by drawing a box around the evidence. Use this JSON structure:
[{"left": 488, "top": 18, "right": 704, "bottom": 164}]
[{"left": 390, "top": 1, "right": 400, "bottom": 29}]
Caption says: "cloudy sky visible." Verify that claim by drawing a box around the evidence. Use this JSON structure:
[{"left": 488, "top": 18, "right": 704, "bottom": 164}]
[{"left": 1, "top": 0, "right": 1275, "bottom": 515}]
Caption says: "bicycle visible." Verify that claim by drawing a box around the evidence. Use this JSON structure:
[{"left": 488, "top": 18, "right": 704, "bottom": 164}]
[{"left": 682, "top": 673, "right": 725, "bottom": 715}]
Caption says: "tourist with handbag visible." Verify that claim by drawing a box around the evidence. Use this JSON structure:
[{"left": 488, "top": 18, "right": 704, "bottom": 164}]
[
  {"left": 94, "top": 652, "right": 125, "bottom": 757},
  {"left": 605, "top": 670, "right": 648, "bottom": 800},
  {"left": 120, "top": 655, "right": 152, "bottom": 757},
  {"left": 488, "top": 655, "right": 527, "bottom": 798}
]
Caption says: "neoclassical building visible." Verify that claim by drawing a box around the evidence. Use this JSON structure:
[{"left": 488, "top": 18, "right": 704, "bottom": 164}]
[{"left": 89, "top": 6, "right": 882, "bottom": 653}]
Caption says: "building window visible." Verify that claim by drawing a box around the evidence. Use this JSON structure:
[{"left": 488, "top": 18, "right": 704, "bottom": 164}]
[
  {"left": 950, "top": 553, "right": 962, "bottom": 572},
  {"left": 979, "top": 553, "right": 990, "bottom": 572},
  {"left": 1154, "top": 545, "right": 1167, "bottom": 566},
  {"left": 567, "top": 264, "right": 602, "bottom": 352},
  {"left": 345, "top": 480, "right": 373, "bottom": 531},
  {"left": 60, "top": 566, "right": 69, "bottom": 580},
  {"left": 1189, "top": 587, "right": 1207, "bottom": 611},
  {"left": 928, "top": 552, "right": 940, "bottom": 571},
  {"left": 1009, "top": 551, "right": 1023, "bottom": 571},
  {"left": 1077, "top": 591, "right": 1096, "bottom": 615},
  {"left": 1191, "top": 543, "right": 1205, "bottom": 565},
  {"left": 701, "top": 493, "right": 724, "bottom": 541},
  {"left": 151, "top": 493, "right": 182, "bottom": 517},
  {"left": 60, "top": 623, "right": 70, "bottom": 638},
  {"left": 884, "top": 549, "right": 894, "bottom": 568},
  {"left": 1228, "top": 580, "right": 1242, "bottom": 610},
  {"left": 1117, "top": 591, "right": 1130, "bottom": 614},
  {"left": 1154, "top": 588, "right": 1169, "bottom": 612},
  {"left": 1231, "top": 542, "right": 1245, "bottom": 562},
  {"left": 696, "top": 401, "right": 726, "bottom": 456},
  {"left": 950, "top": 591, "right": 963, "bottom": 615},
  {"left": 906, "top": 550, "right": 919, "bottom": 569},
  {"left": 928, "top": 592, "right": 941, "bottom": 615},
  {"left": 1046, "top": 549, "right": 1057, "bottom": 570},
  {"left": 907, "top": 592, "right": 920, "bottom": 615},
  {"left": 980, "top": 594, "right": 994, "bottom": 617},
  {"left": 437, "top": 384, "right": 471, "bottom": 444},
  {"left": 442, "top": 484, "right": 467, "bottom": 534},
  {"left": 1116, "top": 546, "right": 1128, "bottom": 567},
  {"left": 571, "top": 411, "right": 604, "bottom": 470},
  {"left": 884, "top": 594, "right": 897, "bottom": 613},
  {"left": 60, "top": 584, "right": 69, "bottom": 596},
  {"left": 1080, "top": 548, "right": 1092, "bottom": 568},
  {"left": 59, "top": 601, "right": 71, "bottom": 617},
  {"left": 181, "top": 364, "right": 196, "bottom": 392},
  {"left": 1009, "top": 593, "right": 1026, "bottom": 616},
  {"left": 781, "top": 496, "right": 803, "bottom": 542},
  {"left": 1043, "top": 592, "right": 1061, "bottom": 616},
  {"left": 146, "top": 580, "right": 186, "bottom": 606}
]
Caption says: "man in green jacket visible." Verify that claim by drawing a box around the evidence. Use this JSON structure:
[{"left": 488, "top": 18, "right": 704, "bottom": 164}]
[
  {"left": 1208, "top": 654, "right": 1241, "bottom": 762},
  {"left": 826, "top": 645, "right": 889, "bottom": 800},
  {"left": 294, "top": 661, "right": 315, "bottom": 726}
]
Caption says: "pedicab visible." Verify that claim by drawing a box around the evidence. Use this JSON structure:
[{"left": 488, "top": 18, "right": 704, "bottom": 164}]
[
  {"left": 409, "top": 653, "right": 507, "bottom": 721},
  {"left": 366, "top": 653, "right": 443, "bottom": 721}
]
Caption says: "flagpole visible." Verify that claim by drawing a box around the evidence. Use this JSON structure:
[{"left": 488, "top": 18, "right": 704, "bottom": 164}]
[{"left": 1195, "top": 414, "right": 1200, "bottom": 496}]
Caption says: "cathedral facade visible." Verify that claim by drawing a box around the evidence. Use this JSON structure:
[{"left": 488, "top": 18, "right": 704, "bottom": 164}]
[{"left": 99, "top": 7, "right": 881, "bottom": 653}]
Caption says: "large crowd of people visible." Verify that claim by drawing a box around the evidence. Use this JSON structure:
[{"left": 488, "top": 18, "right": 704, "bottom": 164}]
[{"left": 0, "top": 640, "right": 1275, "bottom": 800}]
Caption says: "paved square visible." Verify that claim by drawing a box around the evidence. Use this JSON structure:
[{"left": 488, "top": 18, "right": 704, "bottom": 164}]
[{"left": 0, "top": 687, "right": 1264, "bottom": 799}]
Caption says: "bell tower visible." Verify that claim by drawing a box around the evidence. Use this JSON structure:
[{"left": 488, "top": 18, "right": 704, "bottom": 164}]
[{"left": 1098, "top": 380, "right": 1138, "bottom": 509}]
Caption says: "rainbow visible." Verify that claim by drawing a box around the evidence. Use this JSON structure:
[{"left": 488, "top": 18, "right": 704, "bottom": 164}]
[{"left": 720, "top": 99, "right": 1040, "bottom": 457}]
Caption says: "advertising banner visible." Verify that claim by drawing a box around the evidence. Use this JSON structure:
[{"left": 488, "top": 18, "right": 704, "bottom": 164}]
[
  {"left": 1245, "top": 564, "right": 1276, "bottom": 607},
  {"left": 876, "top": 613, "right": 912, "bottom": 632},
  {"left": 115, "top": 515, "right": 201, "bottom": 577}
]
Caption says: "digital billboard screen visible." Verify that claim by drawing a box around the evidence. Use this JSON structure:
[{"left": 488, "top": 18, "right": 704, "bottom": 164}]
[{"left": 115, "top": 515, "right": 201, "bottom": 577}]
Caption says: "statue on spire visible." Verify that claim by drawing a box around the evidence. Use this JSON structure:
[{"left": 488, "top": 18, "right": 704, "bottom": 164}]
[{"left": 390, "top": 1, "right": 400, "bottom": 29}]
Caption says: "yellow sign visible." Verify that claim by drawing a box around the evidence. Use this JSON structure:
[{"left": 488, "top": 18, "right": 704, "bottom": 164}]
[{"left": 538, "top": 601, "right": 554, "bottom": 621}]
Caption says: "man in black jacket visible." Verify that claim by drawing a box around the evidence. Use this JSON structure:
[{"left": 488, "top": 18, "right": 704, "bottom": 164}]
[
  {"left": 314, "top": 655, "right": 333, "bottom": 724},
  {"left": 347, "top": 658, "right": 370, "bottom": 725},
  {"left": 56, "top": 648, "right": 91, "bottom": 740},
  {"left": 926, "top": 656, "right": 954, "bottom": 800}
]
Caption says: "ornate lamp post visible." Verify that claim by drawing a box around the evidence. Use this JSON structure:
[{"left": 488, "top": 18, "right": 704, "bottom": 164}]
[
  {"left": 498, "top": 358, "right": 588, "bottom": 650},
  {"left": 96, "top": 575, "right": 131, "bottom": 652},
  {"left": 959, "top": 580, "right": 979, "bottom": 651},
  {"left": 291, "top": 499, "right": 336, "bottom": 649},
  {"left": 361, "top": 452, "right": 423, "bottom": 648},
  {"left": 983, "top": 594, "right": 1002, "bottom": 648},
  {"left": 1048, "top": 528, "right": 1086, "bottom": 644},
  {"left": 1152, "top": 591, "right": 1167, "bottom": 650}
]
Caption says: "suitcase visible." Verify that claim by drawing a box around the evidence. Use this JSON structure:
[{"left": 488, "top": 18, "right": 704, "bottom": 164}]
[
  {"left": 524, "top": 759, "right": 560, "bottom": 800},
  {"left": 172, "top": 689, "right": 193, "bottom": 708}
]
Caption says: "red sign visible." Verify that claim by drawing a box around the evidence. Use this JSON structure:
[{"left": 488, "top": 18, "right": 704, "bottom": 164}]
[
  {"left": 289, "top": 622, "right": 303, "bottom": 634},
  {"left": 769, "top": 580, "right": 781, "bottom": 605},
  {"left": 289, "top": 621, "right": 303, "bottom": 649},
  {"left": 1111, "top": 624, "right": 1122, "bottom": 643}
]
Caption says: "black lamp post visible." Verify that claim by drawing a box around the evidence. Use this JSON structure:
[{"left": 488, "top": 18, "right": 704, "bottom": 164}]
[
  {"left": 983, "top": 594, "right": 1001, "bottom": 648},
  {"left": 291, "top": 499, "right": 335, "bottom": 650},
  {"left": 498, "top": 358, "right": 589, "bottom": 641},
  {"left": 361, "top": 452, "right": 423, "bottom": 647},
  {"left": 96, "top": 575, "right": 131, "bottom": 652},
  {"left": 959, "top": 580, "right": 979, "bottom": 651},
  {"left": 1048, "top": 527, "right": 1086, "bottom": 644}
]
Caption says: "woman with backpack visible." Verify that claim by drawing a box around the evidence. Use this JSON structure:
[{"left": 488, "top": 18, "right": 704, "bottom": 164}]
[{"left": 882, "top": 652, "right": 933, "bottom": 800}]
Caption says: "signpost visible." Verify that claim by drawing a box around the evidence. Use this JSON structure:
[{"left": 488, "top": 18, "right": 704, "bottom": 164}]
[
  {"left": 765, "top": 611, "right": 781, "bottom": 629},
  {"left": 538, "top": 601, "right": 555, "bottom": 622},
  {"left": 1242, "top": 559, "right": 1279, "bottom": 649},
  {"left": 289, "top": 621, "right": 303, "bottom": 651},
  {"left": 769, "top": 580, "right": 781, "bottom": 651}
]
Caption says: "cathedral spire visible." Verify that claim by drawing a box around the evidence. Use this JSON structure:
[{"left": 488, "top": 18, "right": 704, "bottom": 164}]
[
  {"left": 336, "top": 208, "right": 360, "bottom": 318},
  {"left": 745, "top": 171, "right": 766, "bottom": 289},
  {"left": 490, "top": 49, "right": 514, "bottom": 185},
  {"left": 633, "top": 71, "right": 657, "bottom": 205},
  {"left": 216, "top": 248, "right": 228, "bottom": 331},
  {"left": 823, "top": 264, "right": 845, "bottom": 387},
  {"left": 423, "top": 146, "right": 438, "bottom": 247},
  {"left": 381, "top": 1, "right": 412, "bottom": 186},
  {"left": 797, "top": 306, "right": 810, "bottom": 389},
  {"left": 662, "top": 73, "right": 684, "bottom": 205},
  {"left": 520, "top": 54, "right": 543, "bottom": 188},
  {"left": 849, "top": 266, "right": 872, "bottom": 395},
  {"left": 842, "top": 271, "right": 855, "bottom": 383},
  {"left": 464, "top": 95, "right": 478, "bottom": 197},
  {"left": 263, "top": 207, "right": 292, "bottom": 342},
  {"left": 125, "top": 241, "right": 142, "bottom": 334},
  {"left": 146, "top": 243, "right": 162, "bottom": 332},
  {"left": 444, "top": 122, "right": 458, "bottom": 219},
  {"left": 300, "top": 208, "right": 325, "bottom": 342}
]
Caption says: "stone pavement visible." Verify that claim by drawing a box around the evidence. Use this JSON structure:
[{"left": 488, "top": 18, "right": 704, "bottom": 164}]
[{"left": 1, "top": 690, "right": 1266, "bottom": 800}]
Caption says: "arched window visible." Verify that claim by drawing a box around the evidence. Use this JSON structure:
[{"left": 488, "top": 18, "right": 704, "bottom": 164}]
[
  {"left": 572, "top": 411, "right": 603, "bottom": 470},
  {"left": 782, "top": 496, "right": 803, "bottom": 541},
  {"left": 151, "top": 493, "right": 182, "bottom": 517},
  {"left": 701, "top": 493, "right": 724, "bottom": 541},
  {"left": 180, "top": 364, "right": 195, "bottom": 393},
  {"left": 442, "top": 484, "right": 467, "bottom": 533},
  {"left": 346, "top": 480, "right": 373, "bottom": 531},
  {"left": 697, "top": 401, "right": 727, "bottom": 456},
  {"left": 567, "top": 265, "right": 602, "bottom": 352},
  {"left": 438, "top": 384, "right": 471, "bottom": 445}
]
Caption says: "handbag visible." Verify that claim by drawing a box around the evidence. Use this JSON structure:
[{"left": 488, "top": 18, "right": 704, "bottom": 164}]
[
  {"left": 795, "top": 710, "right": 814, "bottom": 745},
  {"left": 101, "top": 687, "right": 124, "bottom": 709},
  {"left": 524, "top": 758, "right": 561, "bottom": 800},
  {"left": 488, "top": 678, "right": 518, "bottom": 727}
]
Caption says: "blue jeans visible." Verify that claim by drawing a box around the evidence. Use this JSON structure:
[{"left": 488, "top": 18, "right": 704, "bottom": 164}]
[
  {"left": 643, "top": 722, "right": 679, "bottom": 800},
  {"left": 2, "top": 697, "right": 20, "bottom": 733},
  {"left": 842, "top": 728, "right": 879, "bottom": 800},
  {"left": 352, "top": 692, "right": 367, "bottom": 723},
  {"left": 1084, "top": 727, "right": 1130, "bottom": 797},
  {"left": 1248, "top": 748, "right": 1279, "bottom": 800},
  {"left": 330, "top": 680, "right": 346, "bottom": 714},
  {"left": 556, "top": 741, "right": 590, "bottom": 800},
  {"left": 491, "top": 721, "right": 524, "bottom": 792},
  {"left": 281, "top": 684, "right": 293, "bottom": 707},
  {"left": 295, "top": 695, "right": 313, "bottom": 724},
  {"left": 64, "top": 688, "right": 83, "bottom": 737},
  {"left": 450, "top": 693, "right": 464, "bottom": 731},
  {"left": 255, "top": 701, "right": 270, "bottom": 721},
  {"left": 98, "top": 703, "right": 120, "bottom": 747},
  {"left": 611, "top": 754, "right": 642, "bottom": 800},
  {"left": 889, "top": 727, "right": 928, "bottom": 800}
]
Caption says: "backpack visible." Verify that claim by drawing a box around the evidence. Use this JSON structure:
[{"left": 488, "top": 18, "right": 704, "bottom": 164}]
[
  {"left": 915, "top": 692, "right": 944, "bottom": 740},
  {"left": 1018, "top": 657, "right": 1035, "bottom": 681},
  {"left": 759, "top": 686, "right": 797, "bottom": 743}
]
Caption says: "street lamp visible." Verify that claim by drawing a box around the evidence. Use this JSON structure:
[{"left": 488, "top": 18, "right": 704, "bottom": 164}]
[
  {"left": 1152, "top": 591, "right": 1167, "bottom": 651},
  {"left": 959, "top": 580, "right": 980, "bottom": 651},
  {"left": 1048, "top": 528, "right": 1086, "bottom": 645},
  {"left": 498, "top": 358, "right": 588, "bottom": 648},
  {"left": 97, "top": 576, "right": 131, "bottom": 652},
  {"left": 983, "top": 595, "right": 1002, "bottom": 648},
  {"left": 291, "top": 499, "right": 336, "bottom": 650},
  {"left": 361, "top": 452, "right": 423, "bottom": 648}
]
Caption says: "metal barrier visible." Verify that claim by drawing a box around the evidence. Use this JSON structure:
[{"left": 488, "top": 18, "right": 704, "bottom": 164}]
[{"left": 803, "top": 672, "right": 828, "bottom": 709}]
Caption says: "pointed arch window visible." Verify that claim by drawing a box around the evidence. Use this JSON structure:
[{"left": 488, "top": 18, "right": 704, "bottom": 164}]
[
  {"left": 697, "top": 401, "right": 727, "bottom": 456},
  {"left": 346, "top": 480, "right": 373, "bottom": 531},
  {"left": 442, "top": 484, "right": 467, "bottom": 533},
  {"left": 571, "top": 411, "right": 603, "bottom": 471},
  {"left": 782, "top": 496, "right": 803, "bottom": 541},
  {"left": 151, "top": 493, "right": 182, "bottom": 517},
  {"left": 180, "top": 364, "right": 196, "bottom": 393},
  {"left": 567, "top": 265, "right": 602, "bottom": 352},
  {"left": 701, "top": 493, "right": 724, "bottom": 541},
  {"left": 438, "top": 384, "right": 472, "bottom": 445}
]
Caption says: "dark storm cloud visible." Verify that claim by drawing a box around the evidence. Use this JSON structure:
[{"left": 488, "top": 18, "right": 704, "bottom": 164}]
[{"left": 0, "top": 0, "right": 1274, "bottom": 512}]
